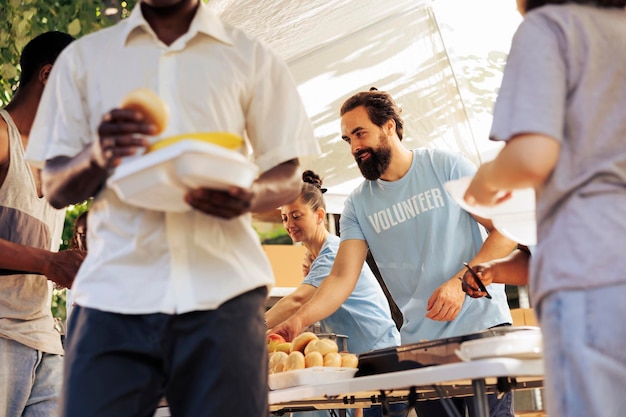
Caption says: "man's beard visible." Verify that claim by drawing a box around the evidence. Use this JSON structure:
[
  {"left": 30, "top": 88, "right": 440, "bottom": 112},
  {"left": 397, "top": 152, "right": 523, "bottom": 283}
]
[{"left": 355, "top": 133, "right": 392, "bottom": 181}]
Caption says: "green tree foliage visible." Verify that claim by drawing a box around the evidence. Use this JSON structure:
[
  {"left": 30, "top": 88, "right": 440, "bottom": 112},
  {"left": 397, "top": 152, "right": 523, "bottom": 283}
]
[{"left": 0, "top": 0, "right": 138, "bottom": 106}]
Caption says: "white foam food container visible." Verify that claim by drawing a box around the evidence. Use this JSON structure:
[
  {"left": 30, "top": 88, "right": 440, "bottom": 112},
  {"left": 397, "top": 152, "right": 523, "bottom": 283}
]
[
  {"left": 268, "top": 367, "right": 358, "bottom": 391},
  {"left": 456, "top": 327, "right": 543, "bottom": 361},
  {"left": 107, "top": 139, "right": 258, "bottom": 212},
  {"left": 444, "top": 176, "right": 537, "bottom": 245}
]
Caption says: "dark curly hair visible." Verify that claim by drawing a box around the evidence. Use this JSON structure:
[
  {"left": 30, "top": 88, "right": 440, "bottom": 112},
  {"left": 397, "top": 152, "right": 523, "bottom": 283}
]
[
  {"left": 525, "top": 0, "right": 626, "bottom": 12},
  {"left": 340, "top": 87, "right": 405, "bottom": 141},
  {"left": 301, "top": 170, "right": 326, "bottom": 212}
]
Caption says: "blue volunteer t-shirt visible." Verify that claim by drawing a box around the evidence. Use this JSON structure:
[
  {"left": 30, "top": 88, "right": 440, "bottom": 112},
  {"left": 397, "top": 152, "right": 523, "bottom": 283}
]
[
  {"left": 341, "top": 148, "right": 512, "bottom": 343},
  {"left": 303, "top": 234, "right": 401, "bottom": 354}
]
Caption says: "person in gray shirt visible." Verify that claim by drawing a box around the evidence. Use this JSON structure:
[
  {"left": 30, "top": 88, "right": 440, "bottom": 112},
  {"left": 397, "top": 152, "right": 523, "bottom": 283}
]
[{"left": 464, "top": 1, "right": 626, "bottom": 417}]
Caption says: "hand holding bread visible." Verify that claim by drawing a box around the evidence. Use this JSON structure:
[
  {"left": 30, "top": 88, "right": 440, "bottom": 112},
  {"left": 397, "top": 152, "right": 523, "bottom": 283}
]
[
  {"left": 119, "top": 88, "right": 169, "bottom": 135},
  {"left": 94, "top": 88, "right": 167, "bottom": 169}
]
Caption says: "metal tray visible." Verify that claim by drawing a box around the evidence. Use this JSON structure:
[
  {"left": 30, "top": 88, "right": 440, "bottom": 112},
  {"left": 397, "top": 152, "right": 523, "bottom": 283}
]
[{"left": 356, "top": 326, "right": 538, "bottom": 377}]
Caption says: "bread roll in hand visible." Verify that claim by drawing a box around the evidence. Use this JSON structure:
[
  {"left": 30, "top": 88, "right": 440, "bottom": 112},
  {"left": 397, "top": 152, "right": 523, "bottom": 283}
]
[{"left": 120, "top": 88, "right": 169, "bottom": 134}]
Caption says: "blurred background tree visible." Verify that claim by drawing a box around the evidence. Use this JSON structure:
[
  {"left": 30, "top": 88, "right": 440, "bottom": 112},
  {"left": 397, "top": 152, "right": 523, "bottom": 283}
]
[{"left": 1, "top": 0, "right": 138, "bottom": 106}]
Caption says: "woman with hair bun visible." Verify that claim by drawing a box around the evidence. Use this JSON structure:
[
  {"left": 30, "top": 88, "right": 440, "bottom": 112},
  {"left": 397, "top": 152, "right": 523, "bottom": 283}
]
[{"left": 265, "top": 170, "right": 400, "bottom": 417}]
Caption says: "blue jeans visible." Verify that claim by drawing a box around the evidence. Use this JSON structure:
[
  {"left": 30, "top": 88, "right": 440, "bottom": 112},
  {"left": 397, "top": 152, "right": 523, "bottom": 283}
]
[
  {"left": 538, "top": 284, "right": 626, "bottom": 417},
  {"left": 0, "top": 337, "right": 63, "bottom": 417}
]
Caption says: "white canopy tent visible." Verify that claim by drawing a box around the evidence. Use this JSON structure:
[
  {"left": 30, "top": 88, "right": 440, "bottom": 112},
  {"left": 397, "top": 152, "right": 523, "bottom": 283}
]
[{"left": 213, "top": 0, "right": 522, "bottom": 214}]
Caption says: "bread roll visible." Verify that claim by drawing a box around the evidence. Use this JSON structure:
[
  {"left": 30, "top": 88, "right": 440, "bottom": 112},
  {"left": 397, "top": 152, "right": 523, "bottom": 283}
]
[
  {"left": 275, "top": 342, "right": 292, "bottom": 354},
  {"left": 303, "top": 339, "right": 318, "bottom": 356},
  {"left": 268, "top": 351, "right": 288, "bottom": 374},
  {"left": 290, "top": 332, "right": 319, "bottom": 353},
  {"left": 341, "top": 353, "right": 359, "bottom": 368},
  {"left": 120, "top": 88, "right": 169, "bottom": 134},
  {"left": 316, "top": 339, "right": 339, "bottom": 356},
  {"left": 305, "top": 338, "right": 339, "bottom": 356},
  {"left": 323, "top": 352, "right": 342, "bottom": 368},
  {"left": 304, "top": 351, "right": 324, "bottom": 368},
  {"left": 284, "top": 351, "right": 305, "bottom": 372}
]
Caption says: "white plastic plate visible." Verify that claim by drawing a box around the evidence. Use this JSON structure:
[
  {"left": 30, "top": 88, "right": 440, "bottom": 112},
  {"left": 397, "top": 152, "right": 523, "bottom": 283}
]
[
  {"left": 444, "top": 177, "right": 536, "bottom": 245},
  {"left": 456, "top": 327, "right": 543, "bottom": 361},
  {"left": 107, "top": 139, "right": 258, "bottom": 212},
  {"left": 268, "top": 367, "right": 358, "bottom": 391}
]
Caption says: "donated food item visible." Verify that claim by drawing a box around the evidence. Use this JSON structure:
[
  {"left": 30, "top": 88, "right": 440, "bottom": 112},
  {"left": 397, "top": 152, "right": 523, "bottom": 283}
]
[
  {"left": 340, "top": 353, "right": 359, "bottom": 368},
  {"left": 275, "top": 342, "right": 292, "bottom": 354},
  {"left": 284, "top": 351, "right": 306, "bottom": 371},
  {"left": 120, "top": 88, "right": 169, "bottom": 134},
  {"left": 304, "top": 351, "right": 324, "bottom": 368},
  {"left": 267, "top": 333, "right": 286, "bottom": 353},
  {"left": 269, "top": 334, "right": 358, "bottom": 375},
  {"left": 323, "top": 352, "right": 342, "bottom": 367},
  {"left": 146, "top": 132, "right": 244, "bottom": 154},
  {"left": 290, "top": 332, "right": 319, "bottom": 353},
  {"left": 304, "top": 338, "right": 339, "bottom": 356},
  {"left": 269, "top": 351, "right": 288, "bottom": 374}
]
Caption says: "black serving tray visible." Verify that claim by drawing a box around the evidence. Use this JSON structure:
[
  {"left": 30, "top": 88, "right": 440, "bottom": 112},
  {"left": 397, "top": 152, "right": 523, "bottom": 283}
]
[{"left": 356, "top": 326, "right": 536, "bottom": 377}]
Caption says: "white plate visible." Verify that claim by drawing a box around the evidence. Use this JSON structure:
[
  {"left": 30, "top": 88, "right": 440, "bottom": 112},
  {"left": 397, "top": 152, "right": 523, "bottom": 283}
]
[
  {"left": 456, "top": 327, "right": 543, "bottom": 361},
  {"left": 107, "top": 139, "right": 258, "bottom": 212},
  {"left": 492, "top": 211, "right": 536, "bottom": 246},
  {"left": 444, "top": 177, "right": 536, "bottom": 245},
  {"left": 268, "top": 367, "right": 358, "bottom": 390}
]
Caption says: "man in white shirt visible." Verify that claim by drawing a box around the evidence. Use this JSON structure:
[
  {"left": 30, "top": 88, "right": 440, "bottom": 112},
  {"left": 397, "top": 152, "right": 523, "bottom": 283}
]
[{"left": 26, "top": 1, "right": 319, "bottom": 416}]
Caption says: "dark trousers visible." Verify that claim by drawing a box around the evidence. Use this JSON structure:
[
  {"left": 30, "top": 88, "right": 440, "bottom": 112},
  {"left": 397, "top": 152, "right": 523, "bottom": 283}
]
[{"left": 61, "top": 287, "right": 269, "bottom": 417}]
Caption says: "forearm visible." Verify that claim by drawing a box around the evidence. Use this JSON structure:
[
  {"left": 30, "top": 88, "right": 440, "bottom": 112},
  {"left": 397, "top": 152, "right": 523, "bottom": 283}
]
[
  {"left": 291, "top": 274, "right": 355, "bottom": 329},
  {"left": 480, "top": 135, "right": 560, "bottom": 191},
  {"left": 489, "top": 249, "right": 530, "bottom": 286},
  {"left": 266, "top": 290, "right": 311, "bottom": 329},
  {"left": 250, "top": 159, "right": 301, "bottom": 213},
  {"left": 43, "top": 149, "right": 108, "bottom": 209},
  {"left": 459, "top": 227, "right": 518, "bottom": 279},
  {"left": 0, "top": 239, "right": 51, "bottom": 276}
]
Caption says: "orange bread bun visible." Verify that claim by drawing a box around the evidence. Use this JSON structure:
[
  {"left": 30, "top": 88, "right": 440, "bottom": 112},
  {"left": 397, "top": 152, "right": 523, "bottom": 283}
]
[
  {"left": 120, "top": 88, "right": 169, "bottom": 134},
  {"left": 304, "top": 351, "right": 324, "bottom": 368},
  {"left": 323, "top": 352, "right": 342, "bottom": 368},
  {"left": 268, "top": 351, "right": 288, "bottom": 374},
  {"left": 290, "top": 332, "right": 319, "bottom": 353},
  {"left": 284, "top": 351, "right": 305, "bottom": 372},
  {"left": 341, "top": 353, "right": 359, "bottom": 368}
]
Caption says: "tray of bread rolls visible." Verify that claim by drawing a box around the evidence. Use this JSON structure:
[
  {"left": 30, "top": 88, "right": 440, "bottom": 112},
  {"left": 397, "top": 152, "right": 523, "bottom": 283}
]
[{"left": 267, "top": 332, "right": 359, "bottom": 390}]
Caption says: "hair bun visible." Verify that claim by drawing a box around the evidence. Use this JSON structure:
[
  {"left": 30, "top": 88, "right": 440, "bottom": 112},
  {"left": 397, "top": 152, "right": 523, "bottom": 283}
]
[
  {"left": 369, "top": 87, "right": 378, "bottom": 91},
  {"left": 302, "top": 170, "right": 323, "bottom": 190}
]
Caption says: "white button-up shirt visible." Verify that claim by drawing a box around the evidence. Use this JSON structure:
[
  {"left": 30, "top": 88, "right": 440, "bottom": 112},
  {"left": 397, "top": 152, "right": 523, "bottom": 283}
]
[{"left": 27, "top": 3, "right": 319, "bottom": 314}]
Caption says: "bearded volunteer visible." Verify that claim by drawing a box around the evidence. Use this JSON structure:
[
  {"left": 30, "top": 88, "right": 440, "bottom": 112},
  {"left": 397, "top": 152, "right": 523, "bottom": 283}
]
[{"left": 272, "top": 89, "right": 517, "bottom": 417}]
